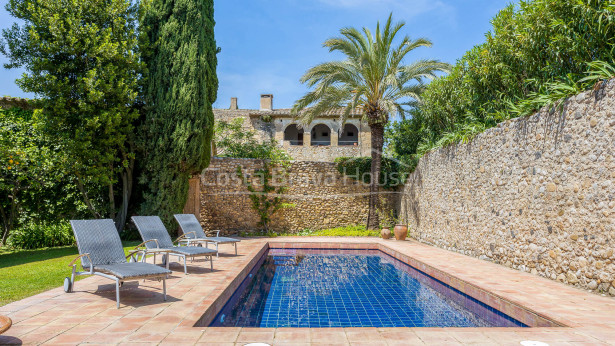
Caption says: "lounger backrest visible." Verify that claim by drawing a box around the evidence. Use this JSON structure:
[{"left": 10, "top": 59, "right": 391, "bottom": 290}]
[
  {"left": 70, "top": 219, "right": 127, "bottom": 268},
  {"left": 131, "top": 216, "right": 174, "bottom": 249},
  {"left": 174, "top": 214, "right": 206, "bottom": 239}
]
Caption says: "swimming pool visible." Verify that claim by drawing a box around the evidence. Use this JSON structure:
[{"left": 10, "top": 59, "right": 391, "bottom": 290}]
[{"left": 210, "top": 248, "right": 526, "bottom": 328}]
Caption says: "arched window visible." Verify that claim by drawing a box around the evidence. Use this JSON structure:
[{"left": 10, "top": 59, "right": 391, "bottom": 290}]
[
  {"left": 283, "top": 124, "right": 304, "bottom": 146},
  {"left": 339, "top": 124, "right": 359, "bottom": 146},
  {"left": 311, "top": 124, "right": 331, "bottom": 146}
]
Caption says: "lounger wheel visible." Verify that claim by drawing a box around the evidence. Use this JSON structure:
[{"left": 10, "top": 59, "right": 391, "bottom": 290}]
[{"left": 63, "top": 277, "right": 72, "bottom": 293}]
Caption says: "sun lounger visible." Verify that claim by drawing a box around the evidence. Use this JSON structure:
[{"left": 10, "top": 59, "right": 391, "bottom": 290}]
[
  {"left": 66, "top": 219, "right": 171, "bottom": 308},
  {"left": 131, "top": 216, "right": 217, "bottom": 273},
  {"left": 174, "top": 214, "right": 240, "bottom": 256}
]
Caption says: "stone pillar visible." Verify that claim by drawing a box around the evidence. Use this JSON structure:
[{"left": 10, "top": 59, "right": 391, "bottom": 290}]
[
  {"left": 331, "top": 129, "right": 339, "bottom": 146},
  {"left": 183, "top": 177, "right": 201, "bottom": 219},
  {"left": 303, "top": 131, "right": 311, "bottom": 146}
]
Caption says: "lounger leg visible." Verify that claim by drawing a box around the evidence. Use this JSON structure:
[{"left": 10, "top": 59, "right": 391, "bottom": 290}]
[
  {"left": 115, "top": 280, "right": 121, "bottom": 309},
  {"left": 70, "top": 265, "right": 77, "bottom": 291},
  {"left": 163, "top": 278, "right": 167, "bottom": 301},
  {"left": 210, "top": 255, "right": 213, "bottom": 271},
  {"left": 216, "top": 243, "right": 219, "bottom": 257},
  {"left": 183, "top": 255, "right": 187, "bottom": 274},
  {"left": 235, "top": 243, "right": 237, "bottom": 256}
]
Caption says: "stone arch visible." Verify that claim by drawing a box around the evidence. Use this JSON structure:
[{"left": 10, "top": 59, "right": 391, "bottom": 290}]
[
  {"left": 311, "top": 124, "right": 331, "bottom": 146},
  {"left": 283, "top": 124, "right": 304, "bottom": 146},
  {"left": 339, "top": 124, "right": 359, "bottom": 146}
]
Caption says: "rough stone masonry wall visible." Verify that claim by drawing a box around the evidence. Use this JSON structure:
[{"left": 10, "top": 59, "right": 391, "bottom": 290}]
[
  {"left": 400, "top": 79, "right": 615, "bottom": 295},
  {"left": 199, "top": 158, "right": 399, "bottom": 233}
]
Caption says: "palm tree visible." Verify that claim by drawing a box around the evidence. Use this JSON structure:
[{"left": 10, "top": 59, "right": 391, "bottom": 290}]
[{"left": 292, "top": 14, "right": 450, "bottom": 229}]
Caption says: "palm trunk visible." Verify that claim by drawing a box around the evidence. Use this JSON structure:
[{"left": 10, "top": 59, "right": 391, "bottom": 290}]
[{"left": 367, "top": 123, "right": 384, "bottom": 230}]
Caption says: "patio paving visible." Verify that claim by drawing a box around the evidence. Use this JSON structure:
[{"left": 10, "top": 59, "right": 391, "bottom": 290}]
[{"left": 1, "top": 237, "right": 614, "bottom": 345}]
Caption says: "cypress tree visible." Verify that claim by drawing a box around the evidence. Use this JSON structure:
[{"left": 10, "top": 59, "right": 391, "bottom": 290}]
[{"left": 138, "top": 0, "right": 218, "bottom": 228}]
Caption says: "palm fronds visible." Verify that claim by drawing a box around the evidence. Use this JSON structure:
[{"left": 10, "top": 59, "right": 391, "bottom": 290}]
[{"left": 292, "top": 13, "right": 451, "bottom": 125}]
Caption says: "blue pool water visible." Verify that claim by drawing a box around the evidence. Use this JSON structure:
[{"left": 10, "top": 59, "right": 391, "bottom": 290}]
[{"left": 210, "top": 249, "right": 526, "bottom": 328}]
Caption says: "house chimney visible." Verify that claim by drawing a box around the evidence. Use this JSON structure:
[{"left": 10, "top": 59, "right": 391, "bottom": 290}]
[
  {"left": 260, "top": 94, "right": 273, "bottom": 111},
  {"left": 230, "top": 97, "right": 238, "bottom": 110}
]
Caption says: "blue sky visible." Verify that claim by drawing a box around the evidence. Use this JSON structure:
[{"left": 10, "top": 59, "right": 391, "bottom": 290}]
[{"left": 0, "top": 0, "right": 512, "bottom": 109}]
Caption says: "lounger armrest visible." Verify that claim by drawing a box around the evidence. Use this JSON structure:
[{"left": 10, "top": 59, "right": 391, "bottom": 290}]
[
  {"left": 206, "top": 230, "right": 221, "bottom": 237},
  {"left": 125, "top": 239, "right": 160, "bottom": 260},
  {"left": 174, "top": 231, "right": 196, "bottom": 244},
  {"left": 69, "top": 253, "right": 93, "bottom": 274},
  {"left": 131, "top": 239, "right": 160, "bottom": 251}
]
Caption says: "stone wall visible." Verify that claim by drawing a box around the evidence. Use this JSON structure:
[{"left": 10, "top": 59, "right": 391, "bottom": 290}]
[
  {"left": 282, "top": 144, "right": 363, "bottom": 163},
  {"left": 400, "top": 79, "right": 615, "bottom": 294},
  {"left": 198, "top": 157, "right": 399, "bottom": 233},
  {"left": 0, "top": 96, "right": 36, "bottom": 110}
]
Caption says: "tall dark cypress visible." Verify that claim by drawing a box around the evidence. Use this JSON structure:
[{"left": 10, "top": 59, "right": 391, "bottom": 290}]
[{"left": 139, "top": 0, "right": 218, "bottom": 228}]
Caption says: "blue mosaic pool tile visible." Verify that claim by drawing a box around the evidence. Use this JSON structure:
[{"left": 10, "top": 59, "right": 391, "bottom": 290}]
[{"left": 211, "top": 249, "right": 527, "bottom": 328}]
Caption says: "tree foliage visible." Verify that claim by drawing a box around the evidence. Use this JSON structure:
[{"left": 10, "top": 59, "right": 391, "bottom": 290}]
[
  {"left": 0, "top": 108, "right": 86, "bottom": 245},
  {"left": 214, "top": 118, "right": 290, "bottom": 160},
  {"left": 392, "top": 0, "right": 615, "bottom": 162},
  {"left": 292, "top": 13, "right": 449, "bottom": 229},
  {"left": 1, "top": 0, "right": 142, "bottom": 231},
  {"left": 138, "top": 0, "right": 218, "bottom": 229}
]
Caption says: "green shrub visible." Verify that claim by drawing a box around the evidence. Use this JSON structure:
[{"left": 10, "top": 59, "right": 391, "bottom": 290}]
[
  {"left": 7, "top": 222, "right": 75, "bottom": 250},
  {"left": 307, "top": 225, "right": 379, "bottom": 237},
  {"left": 241, "top": 225, "right": 379, "bottom": 237},
  {"left": 215, "top": 117, "right": 291, "bottom": 161},
  {"left": 335, "top": 157, "right": 406, "bottom": 189},
  {"left": 389, "top": 0, "right": 615, "bottom": 163}
]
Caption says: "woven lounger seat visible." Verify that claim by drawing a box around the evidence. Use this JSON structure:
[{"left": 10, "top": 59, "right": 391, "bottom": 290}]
[
  {"left": 174, "top": 214, "right": 240, "bottom": 256},
  {"left": 93, "top": 262, "right": 171, "bottom": 280},
  {"left": 200, "top": 236, "right": 239, "bottom": 244},
  {"left": 132, "top": 216, "right": 217, "bottom": 274},
  {"left": 157, "top": 246, "right": 216, "bottom": 257}
]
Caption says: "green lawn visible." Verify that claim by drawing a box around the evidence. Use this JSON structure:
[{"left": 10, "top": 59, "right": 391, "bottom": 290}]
[{"left": 0, "top": 241, "right": 139, "bottom": 307}]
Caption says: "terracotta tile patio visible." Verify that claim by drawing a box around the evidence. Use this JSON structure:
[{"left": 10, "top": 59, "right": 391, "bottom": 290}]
[{"left": 1, "top": 237, "right": 615, "bottom": 345}]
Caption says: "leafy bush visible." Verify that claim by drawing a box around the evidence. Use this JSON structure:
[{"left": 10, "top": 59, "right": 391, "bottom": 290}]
[
  {"left": 1, "top": 107, "right": 87, "bottom": 245},
  {"left": 335, "top": 157, "right": 406, "bottom": 189},
  {"left": 307, "top": 225, "right": 378, "bottom": 237},
  {"left": 390, "top": 0, "right": 615, "bottom": 164},
  {"left": 215, "top": 117, "right": 291, "bottom": 161},
  {"left": 241, "top": 225, "right": 379, "bottom": 237},
  {"left": 7, "top": 222, "right": 75, "bottom": 250}
]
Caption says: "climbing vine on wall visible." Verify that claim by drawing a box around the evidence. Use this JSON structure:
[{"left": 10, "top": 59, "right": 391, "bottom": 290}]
[{"left": 236, "top": 159, "right": 294, "bottom": 232}]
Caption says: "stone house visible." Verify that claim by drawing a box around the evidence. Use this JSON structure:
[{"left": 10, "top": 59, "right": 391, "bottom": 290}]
[{"left": 213, "top": 94, "right": 371, "bottom": 161}]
